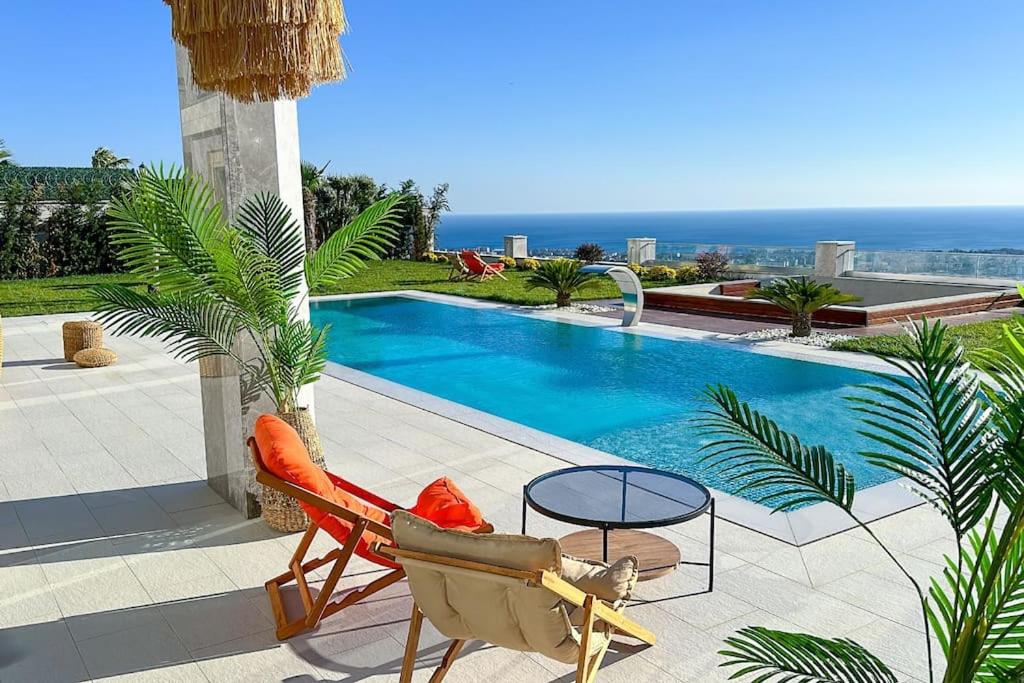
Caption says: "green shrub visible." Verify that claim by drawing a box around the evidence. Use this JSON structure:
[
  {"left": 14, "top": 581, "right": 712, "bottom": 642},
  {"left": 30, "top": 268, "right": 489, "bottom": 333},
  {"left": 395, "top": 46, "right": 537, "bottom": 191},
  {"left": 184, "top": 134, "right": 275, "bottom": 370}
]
[
  {"left": 519, "top": 258, "right": 540, "bottom": 271},
  {"left": 646, "top": 265, "right": 677, "bottom": 281},
  {"left": 573, "top": 242, "right": 605, "bottom": 263},
  {"left": 498, "top": 255, "right": 517, "bottom": 269},
  {"left": 627, "top": 262, "right": 647, "bottom": 277},
  {"left": 423, "top": 252, "right": 443, "bottom": 263},
  {"left": 675, "top": 264, "right": 701, "bottom": 284}
]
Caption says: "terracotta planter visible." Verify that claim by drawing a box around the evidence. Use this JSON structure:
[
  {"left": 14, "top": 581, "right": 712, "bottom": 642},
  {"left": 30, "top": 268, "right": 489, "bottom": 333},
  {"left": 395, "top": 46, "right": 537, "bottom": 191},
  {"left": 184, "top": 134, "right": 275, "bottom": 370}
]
[{"left": 259, "top": 407, "right": 325, "bottom": 532}]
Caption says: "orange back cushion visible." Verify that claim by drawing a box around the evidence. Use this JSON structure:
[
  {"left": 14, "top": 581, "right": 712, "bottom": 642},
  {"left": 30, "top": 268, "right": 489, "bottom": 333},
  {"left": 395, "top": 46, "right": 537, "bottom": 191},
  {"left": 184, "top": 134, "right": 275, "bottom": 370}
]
[
  {"left": 253, "top": 414, "right": 393, "bottom": 564},
  {"left": 409, "top": 477, "right": 484, "bottom": 531}
]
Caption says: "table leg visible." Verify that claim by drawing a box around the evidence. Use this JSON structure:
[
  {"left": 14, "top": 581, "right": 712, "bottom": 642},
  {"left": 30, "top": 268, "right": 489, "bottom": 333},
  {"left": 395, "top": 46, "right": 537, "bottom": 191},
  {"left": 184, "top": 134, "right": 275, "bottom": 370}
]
[
  {"left": 521, "top": 487, "right": 527, "bottom": 535},
  {"left": 602, "top": 527, "right": 608, "bottom": 563},
  {"left": 708, "top": 497, "right": 716, "bottom": 592}
]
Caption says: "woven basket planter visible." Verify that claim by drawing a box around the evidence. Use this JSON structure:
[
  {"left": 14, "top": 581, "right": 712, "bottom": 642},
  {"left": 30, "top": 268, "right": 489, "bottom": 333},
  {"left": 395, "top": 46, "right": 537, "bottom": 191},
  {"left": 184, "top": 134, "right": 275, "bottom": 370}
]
[
  {"left": 260, "top": 407, "right": 325, "bottom": 532},
  {"left": 63, "top": 321, "right": 103, "bottom": 362}
]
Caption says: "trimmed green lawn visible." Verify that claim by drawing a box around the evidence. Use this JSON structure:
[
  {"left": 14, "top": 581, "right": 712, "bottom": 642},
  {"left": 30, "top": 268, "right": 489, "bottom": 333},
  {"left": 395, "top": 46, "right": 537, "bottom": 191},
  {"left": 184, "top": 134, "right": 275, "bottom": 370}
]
[
  {"left": 0, "top": 273, "right": 146, "bottom": 317},
  {"left": 829, "top": 318, "right": 1012, "bottom": 359},
  {"left": 0, "top": 260, "right": 670, "bottom": 317},
  {"left": 315, "top": 259, "right": 670, "bottom": 305}
]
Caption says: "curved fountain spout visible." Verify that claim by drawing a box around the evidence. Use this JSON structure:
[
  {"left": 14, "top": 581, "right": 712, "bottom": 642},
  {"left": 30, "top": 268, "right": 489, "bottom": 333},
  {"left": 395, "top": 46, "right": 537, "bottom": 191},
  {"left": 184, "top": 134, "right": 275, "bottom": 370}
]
[{"left": 580, "top": 264, "right": 644, "bottom": 327}]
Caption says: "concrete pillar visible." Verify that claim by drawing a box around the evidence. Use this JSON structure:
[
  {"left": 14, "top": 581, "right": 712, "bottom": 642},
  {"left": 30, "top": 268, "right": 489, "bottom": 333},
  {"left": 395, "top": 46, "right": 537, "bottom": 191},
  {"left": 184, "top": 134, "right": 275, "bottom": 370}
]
[
  {"left": 504, "top": 235, "right": 527, "bottom": 259},
  {"left": 176, "top": 46, "right": 313, "bottom": 517},
  {"left": 627, "top": 237, "right": 656, "bottom": 265},
  {"left": 814, "top": 241, "right": 856, "bottom": 278}
]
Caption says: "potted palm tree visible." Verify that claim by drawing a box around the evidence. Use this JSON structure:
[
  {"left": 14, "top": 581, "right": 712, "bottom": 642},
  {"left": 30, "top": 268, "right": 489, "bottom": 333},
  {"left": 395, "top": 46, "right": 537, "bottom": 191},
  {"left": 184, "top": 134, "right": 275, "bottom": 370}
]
[
  {"left": 698, "top": 315, "right": 1024, "bottom": 683},
  {"left": 745, "top": 276, "right": 861, "bottom": 337},
  {"left": 91, "top": 165, "right": 403, "bottom": 531},
  {"left": 525, "top": 258, "right": 601, "bottom": 307}
]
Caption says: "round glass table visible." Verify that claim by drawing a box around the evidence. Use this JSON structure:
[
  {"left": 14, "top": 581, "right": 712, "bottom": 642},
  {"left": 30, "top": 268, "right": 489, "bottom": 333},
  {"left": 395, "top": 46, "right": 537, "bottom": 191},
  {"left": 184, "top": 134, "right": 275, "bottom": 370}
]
[{"left": 522, "top": 465, "right": 715, "bottom": 587}]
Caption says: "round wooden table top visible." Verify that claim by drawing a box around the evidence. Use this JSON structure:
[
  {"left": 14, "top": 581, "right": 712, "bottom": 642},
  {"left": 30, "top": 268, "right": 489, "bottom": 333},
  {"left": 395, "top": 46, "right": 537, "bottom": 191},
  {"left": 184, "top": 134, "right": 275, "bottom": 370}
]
[{"left": 559, "top": 529, "right": 681, "bottom": 581}]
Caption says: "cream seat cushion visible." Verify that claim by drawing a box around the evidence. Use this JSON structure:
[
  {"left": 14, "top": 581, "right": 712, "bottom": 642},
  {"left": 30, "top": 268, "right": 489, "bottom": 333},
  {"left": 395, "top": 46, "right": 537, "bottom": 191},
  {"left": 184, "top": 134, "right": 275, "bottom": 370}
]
[{"left": 390, "top": 511, "right": 639, "bottom": 665}]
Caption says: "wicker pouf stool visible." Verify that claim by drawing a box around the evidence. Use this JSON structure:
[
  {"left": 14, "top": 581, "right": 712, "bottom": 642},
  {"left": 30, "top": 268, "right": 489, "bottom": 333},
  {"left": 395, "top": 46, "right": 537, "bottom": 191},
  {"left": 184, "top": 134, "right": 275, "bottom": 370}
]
[
  {"left": 63, "top": 321, "right": 103, "bottom": 362},
  {"left": 73, "top": 348, "right": 118, "bottom": 368}
]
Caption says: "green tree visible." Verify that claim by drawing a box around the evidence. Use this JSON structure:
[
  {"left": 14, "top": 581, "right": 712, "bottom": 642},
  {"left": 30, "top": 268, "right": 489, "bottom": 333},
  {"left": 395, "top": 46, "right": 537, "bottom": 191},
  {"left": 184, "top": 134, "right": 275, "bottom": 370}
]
[
  {"left": 300, "top": 161, "right": 329, "bottom": 252},
  {"left": 316, "top": 174, "right": 383, "bottom": 247},
  {"left": 42, "top": 181, "right": 120, "bottom": 275},
  {"left": 698, "top": 317, "right": 1024, "bottom": 683},
  {"left": 525, "top": 258, "right": 601, "bottom": 307},
  {"left": 412, "top": 183, "right": 449, "bottom": 260},
  {"left": 91, "top": 165, "right": 404, "bottom": 412},
  {"left": 0, "top": 139, "right": 13, "bottom": 166},
  {"left": 91, "top": 147, "right": 131, "bottom": 169},
  {"left": 746, "top": 276, "right": 861, "bottom": 337},
  {"left": 0, "top": 182, "right": 46, "bottom": 278}
]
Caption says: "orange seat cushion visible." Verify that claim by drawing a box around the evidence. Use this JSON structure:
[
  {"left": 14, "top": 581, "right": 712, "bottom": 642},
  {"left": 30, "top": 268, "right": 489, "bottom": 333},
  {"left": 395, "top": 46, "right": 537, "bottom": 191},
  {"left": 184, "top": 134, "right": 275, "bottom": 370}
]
[{"left": 253, "top": 414, "right": 487, "bottom": 568}]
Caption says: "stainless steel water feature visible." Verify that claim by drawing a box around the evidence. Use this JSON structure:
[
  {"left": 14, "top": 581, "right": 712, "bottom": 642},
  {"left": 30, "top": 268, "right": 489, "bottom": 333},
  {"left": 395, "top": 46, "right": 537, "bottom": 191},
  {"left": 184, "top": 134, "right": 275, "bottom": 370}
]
[{"left": 581, "top": 264, "right": 644, "bottom": 327}]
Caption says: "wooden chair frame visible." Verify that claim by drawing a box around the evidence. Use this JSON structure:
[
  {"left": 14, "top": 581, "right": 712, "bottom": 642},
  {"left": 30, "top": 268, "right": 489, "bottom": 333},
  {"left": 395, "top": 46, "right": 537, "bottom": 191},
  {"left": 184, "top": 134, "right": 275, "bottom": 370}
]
[
  {"left": 460, "top": 250, "right": 509, "bottom": 281},
  {"left": 248, "top": 437, "right": 407, "bottom": 641},
  {"left": 445, "top": 252, "right": 471, "bottom": 281},
  {"left": 374, "top": 544, "right": 656, "bottom": 683}
]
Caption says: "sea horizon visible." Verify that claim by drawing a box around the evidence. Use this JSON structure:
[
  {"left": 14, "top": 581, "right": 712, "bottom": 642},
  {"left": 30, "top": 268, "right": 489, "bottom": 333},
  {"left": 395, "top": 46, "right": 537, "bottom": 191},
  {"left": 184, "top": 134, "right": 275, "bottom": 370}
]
[{"left": 437, "top": 204, "right": 1024, "bottom": 253}]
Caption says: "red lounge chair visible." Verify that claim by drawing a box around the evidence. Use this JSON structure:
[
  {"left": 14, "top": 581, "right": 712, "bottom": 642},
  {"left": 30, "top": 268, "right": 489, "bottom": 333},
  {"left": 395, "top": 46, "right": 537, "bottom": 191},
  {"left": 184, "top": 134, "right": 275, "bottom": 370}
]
[
  {"left": 249, "top": 413, "right": 493, "bottom": 640},
  {"left": 460, "top": 250, "right": 508, "bottom": 281}
]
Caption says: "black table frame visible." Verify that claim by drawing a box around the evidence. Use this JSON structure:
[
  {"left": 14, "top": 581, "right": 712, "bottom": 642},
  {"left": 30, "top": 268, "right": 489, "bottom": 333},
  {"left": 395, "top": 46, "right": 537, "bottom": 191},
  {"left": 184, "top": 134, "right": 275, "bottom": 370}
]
[{"left": 522, "top": 465, "right": 715, "bottom": 591}]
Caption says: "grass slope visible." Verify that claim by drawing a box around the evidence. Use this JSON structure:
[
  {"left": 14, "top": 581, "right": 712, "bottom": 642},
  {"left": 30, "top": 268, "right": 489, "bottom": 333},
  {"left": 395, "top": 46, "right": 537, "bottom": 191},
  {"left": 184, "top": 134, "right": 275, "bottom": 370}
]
[
  {"left": 829, "top": 317, "right": 1011, "bottom": 359},
  {"left": 0, "top": 273, "right": 145, "bottom": 317},
  {"left": 0, "top": 260, "right": 666, "bottom": 317}
]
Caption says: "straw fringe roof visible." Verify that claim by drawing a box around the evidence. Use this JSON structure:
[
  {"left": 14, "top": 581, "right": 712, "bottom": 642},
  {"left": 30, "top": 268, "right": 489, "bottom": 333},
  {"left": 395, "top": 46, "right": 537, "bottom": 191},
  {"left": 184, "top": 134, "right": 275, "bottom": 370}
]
[{"left": 165, "top": 0, "right": 348, "bottom": 102}]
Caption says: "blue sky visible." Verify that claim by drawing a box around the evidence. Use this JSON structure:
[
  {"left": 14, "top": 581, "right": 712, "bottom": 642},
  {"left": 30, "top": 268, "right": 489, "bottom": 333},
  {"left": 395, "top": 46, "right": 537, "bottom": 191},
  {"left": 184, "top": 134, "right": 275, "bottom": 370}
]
[{"left": 4, "top": 1, "right": 1023, "bottom": 213}]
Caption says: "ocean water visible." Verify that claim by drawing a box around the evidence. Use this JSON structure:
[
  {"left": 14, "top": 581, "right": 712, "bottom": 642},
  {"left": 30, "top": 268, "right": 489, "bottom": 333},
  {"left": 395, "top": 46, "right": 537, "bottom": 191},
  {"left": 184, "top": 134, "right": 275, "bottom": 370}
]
[
  {"left": 312, "top": 296, "right": 901, "bottom": 507},
  {"left": 437, "top": 205, "right": 1024, "bottom": 252}
]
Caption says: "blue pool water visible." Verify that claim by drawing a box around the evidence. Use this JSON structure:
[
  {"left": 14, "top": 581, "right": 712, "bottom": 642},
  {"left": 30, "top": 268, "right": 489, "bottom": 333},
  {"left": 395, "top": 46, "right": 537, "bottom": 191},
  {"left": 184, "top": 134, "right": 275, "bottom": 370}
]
[{"left": 312, "top": 297, "right": 898, "bottom": 503}]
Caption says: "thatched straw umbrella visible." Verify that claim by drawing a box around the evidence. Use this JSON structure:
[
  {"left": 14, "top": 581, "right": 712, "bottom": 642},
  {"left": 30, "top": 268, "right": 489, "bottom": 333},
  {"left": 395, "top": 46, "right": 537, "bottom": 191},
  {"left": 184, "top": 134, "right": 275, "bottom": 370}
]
[{"left": 165, "top": 0, "right": 348, "bottom": 102}]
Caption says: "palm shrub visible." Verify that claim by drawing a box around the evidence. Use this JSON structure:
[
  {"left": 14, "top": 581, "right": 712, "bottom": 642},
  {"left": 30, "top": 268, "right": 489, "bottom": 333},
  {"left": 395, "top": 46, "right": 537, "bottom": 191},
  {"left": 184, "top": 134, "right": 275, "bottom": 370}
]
[
  {"left": 300, "top": 161, "right": 329, "bottom": 252},
  {"left": 697, "top": 315, "right": 1024, "bottom": 682},
  {"left": 91, "top": 164, "right": 403, "bottom": 415},
  {"left": 525, "top": 258, "right": 601, "bottom": 307},
  {"left": 746, "top": 276, "right": 861, "bottom": 337}
]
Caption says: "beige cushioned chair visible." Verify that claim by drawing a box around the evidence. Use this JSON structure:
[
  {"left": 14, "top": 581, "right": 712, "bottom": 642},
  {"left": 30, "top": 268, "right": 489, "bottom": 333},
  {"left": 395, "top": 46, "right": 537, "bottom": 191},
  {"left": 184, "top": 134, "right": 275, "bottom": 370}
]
[{"left": 381, "top": 510, "right": 655, "bottom": 683}]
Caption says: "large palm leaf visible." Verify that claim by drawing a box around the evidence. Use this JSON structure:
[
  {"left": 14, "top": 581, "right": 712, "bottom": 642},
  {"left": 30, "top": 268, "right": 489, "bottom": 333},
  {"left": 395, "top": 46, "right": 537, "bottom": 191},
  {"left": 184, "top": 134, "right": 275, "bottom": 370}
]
[
  {"left": 305, "top": 192, "right": 404, "bottom": 290},
  {"left": 105, "top": 164, "right": 224, "bottom": 295},
  {"left": 848, "top": 319, "right": 995, "bottom": 539},
  {"left": 928, "top": 503, "right": 1024, "bottom": 681},
  {"left": 697, "top": 385, "right": 857, "bottom": 512},
  {"left": 234, "top": 192, "right": 306, "bottom": 302},
  {"left": 720, "top": 627, "right": 897, "bottom": 682}
]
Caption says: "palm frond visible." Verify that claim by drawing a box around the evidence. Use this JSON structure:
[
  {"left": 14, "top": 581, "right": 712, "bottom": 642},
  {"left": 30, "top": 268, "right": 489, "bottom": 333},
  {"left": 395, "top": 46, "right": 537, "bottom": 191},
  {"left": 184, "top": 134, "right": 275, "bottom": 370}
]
[
  {"left": 304, "top": 192, "right": 403, "bottom": 290},
  {"left": 927, "top": 501, "right": 1024, "bottom": 681},
  {"left": 234, "top": 192, "right": 306, "bottom": 301},
  {"left": 972, "top": 317, "right": 1024, "bottom": 505},
  {"left": 266, "top": 320, "right": 328, "bottom": 411},
  {"left": 91, "top": 284, "right": 240, "bottom": 365},
  {"left": 848, "top": 318, "right": 995, "bottom": 538},
  {"left": 209, "top": 230, "right": 290, "bottom": 335},
  {"left": 696, "top": 385, "right": 857, "bottom": 512},
  {"left": 105, "top": 163, "right": 225, "bottom": 294},
  {"left": 719, "top": 627, "right": 896, "bottom": 682}
]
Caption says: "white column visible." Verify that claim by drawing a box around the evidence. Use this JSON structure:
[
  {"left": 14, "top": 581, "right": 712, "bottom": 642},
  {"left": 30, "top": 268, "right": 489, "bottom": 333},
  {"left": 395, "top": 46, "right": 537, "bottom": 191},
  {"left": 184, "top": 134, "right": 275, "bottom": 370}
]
[
  {"left": 504, "top": 235, "right": 527, "bottom": 258},
  {"left": 176, "top": 46, "right": 312, "bottom": 516},
  {"left": 627, "top": 237, "right": 656, "bottom": 265},
  {"left": 814, "top": 241, "right": 856, "bottom": 278}
]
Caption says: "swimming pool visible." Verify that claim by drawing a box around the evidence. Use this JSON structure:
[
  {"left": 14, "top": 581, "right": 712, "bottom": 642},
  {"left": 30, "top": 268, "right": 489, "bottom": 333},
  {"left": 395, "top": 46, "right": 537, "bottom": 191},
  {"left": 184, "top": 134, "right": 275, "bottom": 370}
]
[{"left": 311, "top": 296, "right": 898, "bottom": 505}]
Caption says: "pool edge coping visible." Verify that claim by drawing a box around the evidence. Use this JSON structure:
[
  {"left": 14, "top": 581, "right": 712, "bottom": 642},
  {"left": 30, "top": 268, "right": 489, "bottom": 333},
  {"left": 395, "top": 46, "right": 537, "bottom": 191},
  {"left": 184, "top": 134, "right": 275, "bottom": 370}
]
[{"left": 314, "top": 290, "right": 924, "bottom": 546}]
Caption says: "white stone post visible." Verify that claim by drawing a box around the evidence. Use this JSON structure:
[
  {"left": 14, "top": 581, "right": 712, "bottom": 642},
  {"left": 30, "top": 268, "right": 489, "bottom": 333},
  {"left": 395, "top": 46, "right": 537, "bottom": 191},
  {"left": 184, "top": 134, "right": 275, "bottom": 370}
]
[
  {"left": 627, "top": 237, "right": 657, "bottom": 265},
  {"left": 814, "top": 241, "right": 856, "bottom": 278},
  {"left": 175, "top": 46, "right": 313, "bottom": 517},
  {"left": 504, "top": 235, "right": 527, "bottom": 259}
]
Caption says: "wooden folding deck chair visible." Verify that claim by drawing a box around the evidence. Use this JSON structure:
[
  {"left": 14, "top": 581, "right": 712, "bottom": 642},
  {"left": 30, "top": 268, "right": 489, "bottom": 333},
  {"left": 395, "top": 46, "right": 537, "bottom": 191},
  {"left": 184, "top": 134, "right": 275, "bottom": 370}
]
[
  {"left": 248, "top": 415, "right": 492, "bottom": 641},
  {"left": 460, "top": 250, "right": 508, "bottom": 281},
  {"left": 444, "top": 252, "right": 471, "bottom": 281},
  {"left": 380, "top": 510, "right": 656, "bottom": 683}
]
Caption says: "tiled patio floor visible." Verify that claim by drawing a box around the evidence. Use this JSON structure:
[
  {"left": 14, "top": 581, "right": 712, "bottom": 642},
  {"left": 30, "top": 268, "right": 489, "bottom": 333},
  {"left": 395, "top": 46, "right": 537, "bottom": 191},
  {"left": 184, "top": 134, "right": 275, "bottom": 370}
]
[{"left": 1, "top": 312, "right": 951, "bottom": 682}]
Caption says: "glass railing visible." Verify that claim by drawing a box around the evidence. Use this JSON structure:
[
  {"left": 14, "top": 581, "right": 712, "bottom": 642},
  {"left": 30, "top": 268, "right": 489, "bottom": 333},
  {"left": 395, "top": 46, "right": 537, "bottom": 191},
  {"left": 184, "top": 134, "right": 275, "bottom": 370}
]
[
  {"left": 854, "top": 250, "right": 1024, "bottom": 280},
  {"left": 654, "top": 242, "right": 815, "bottom": 272}
]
